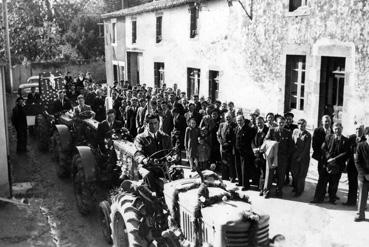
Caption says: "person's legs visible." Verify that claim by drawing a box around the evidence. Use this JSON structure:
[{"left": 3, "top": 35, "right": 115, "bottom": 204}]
[
  {"left": 229, "top": 153, "right": 236, "bottom": 182},
  {"left": 328, "top": 173, "right": 341, "bottom": 203},
  {"left": 263, "top": 158, "right": 274, "bottom": 197},
  {"left": 313, "top": 165, "right": 329, "bottom": 202},
  {"left": 276, "top": 156, "right": 288, "bottom": 196},
  {"left": 347, "top": 161, "right": 358, "bottom": 205},
  {"left": 356, "top": 178, "right": 369, "bottom": 219},
  {"left": 240, "top": 155, "right": 249, "bottom": 189},
  {"left": 220, "top": 151, "right": 230, "bottom": 180},
  {"left": 235, "top": 151, "right": 242, "bottom": 185}
]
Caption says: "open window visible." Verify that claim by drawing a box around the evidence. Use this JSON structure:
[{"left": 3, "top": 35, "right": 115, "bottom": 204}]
[
  {"left": 154, "top": 62, "right": 165, "bottom": 88},
  {"left": 187, "top": 68, "right": 200, "bottom": 98},
  {"left": 289, "top": 0, "right": 308, "bottom": 12},
  {"left": 189, "top": 4, "right": 199, "bottom": 38},
  {"left": 284, "top": 55, "right": 306, "bottom": 112},
  {"left": 156, "top": 16, "right": 162, "bottom": 43}
]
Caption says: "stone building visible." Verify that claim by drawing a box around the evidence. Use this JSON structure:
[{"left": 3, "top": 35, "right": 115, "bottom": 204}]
[{"left": 102, "top": 0, "right": 369, "bottom": 132}]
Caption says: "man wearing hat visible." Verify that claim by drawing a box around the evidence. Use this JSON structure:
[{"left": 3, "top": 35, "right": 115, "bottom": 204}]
[{"left": 11, "top": 97, "right": 28, "bottom": 153}]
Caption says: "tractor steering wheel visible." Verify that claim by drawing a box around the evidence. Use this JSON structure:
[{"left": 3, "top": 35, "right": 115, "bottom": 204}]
[{"left": 148, "top": 148, "right": 175, "bottom": 162}]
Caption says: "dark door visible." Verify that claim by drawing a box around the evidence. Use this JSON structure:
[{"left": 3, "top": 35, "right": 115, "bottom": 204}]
[
  {"left": 318, "top": 56, "right": 346, "bottom": 125},
  {"left": 127, "top": 52, "right": 139, "bottom": 85},
  {"left": 209, "top": 70, "right": 219, "bottom": 102}
]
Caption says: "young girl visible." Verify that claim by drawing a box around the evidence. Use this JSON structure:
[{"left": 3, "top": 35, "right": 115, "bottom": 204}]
[
  {"left": 197, "top": 136, "right": 210, "bottom": 171},
  {"left": 184, "top": 117, "right": 200, "bottom": 171}
]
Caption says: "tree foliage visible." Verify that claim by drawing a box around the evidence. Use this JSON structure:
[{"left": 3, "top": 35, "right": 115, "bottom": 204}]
[{"left": 0, "top": 0, "right": 105, "bottom": 63}]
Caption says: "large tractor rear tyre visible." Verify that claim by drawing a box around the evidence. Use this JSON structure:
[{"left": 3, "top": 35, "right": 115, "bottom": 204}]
[
  {"left": 36, "top": 114, "right": 50, "bottom": 152},
  {"left": 54, "top": 131, "right": 70, "bottom": 178},
  {"left": 110, "top": 193, "right": 149, "bottom": 247},
  {"left": 99, "top": 200, "right": 113, "bottom": 244},
  {"left": 72, "top": 154, "right": 96, "bottom": 215}
]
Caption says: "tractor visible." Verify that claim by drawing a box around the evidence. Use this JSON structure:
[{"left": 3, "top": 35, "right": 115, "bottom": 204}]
[
  {"left": 19, "top": 72, "right": 65, "bottom": 152},
  {"left": 98, "top": 143, "right": 281, "bottom": 247},
  {"left": 53, "top": 112, "right": 131, "bottom": 215}
]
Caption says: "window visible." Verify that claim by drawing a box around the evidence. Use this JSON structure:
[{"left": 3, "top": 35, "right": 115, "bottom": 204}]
[
  {"left": 112, "top": 22, "right": 117, "bottom": 44},
  {"left": 284, "top": 55, "right": 306, "bottom": 111},
  {"left": 209, "top": 70, "right": 219, "bottom": 101},
  {"left": 132, "top": 20, "right": 137, "bottom": 44},
  {"left": 289, "top": 0, "right": 307, "bottom": 12},
  {"left": 189, "top": 4, "right": 199, "bottom": 38},
  {"left": 156, "top": 16, "right": 162, "bottom": 43},
  {"left": 154, "top": 62, "right": 165, "bottom": 88},
  {"left": 187, "top": 68, "right": 200, "bottom": 98}
]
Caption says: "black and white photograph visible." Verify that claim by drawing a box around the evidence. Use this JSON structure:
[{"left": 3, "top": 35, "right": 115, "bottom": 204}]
[{"left": 1, "top": 0, "right": 369, "bottom": 246}]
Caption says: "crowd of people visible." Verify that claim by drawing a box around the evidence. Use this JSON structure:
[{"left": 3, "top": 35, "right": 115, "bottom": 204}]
[{"left": 11, "top": 71, "right": 369, "bottom": 222}]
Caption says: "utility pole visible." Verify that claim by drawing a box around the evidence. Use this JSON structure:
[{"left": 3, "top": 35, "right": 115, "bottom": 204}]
[{"left": 2, "top": 0, "right": 13, "bottom": 92}]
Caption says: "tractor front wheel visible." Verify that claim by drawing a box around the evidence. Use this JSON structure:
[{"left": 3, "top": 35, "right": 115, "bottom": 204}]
[
  {"left": 72, "top": 154, "right": 95, "bottom": 215},
  {"left": 110, "top": 193, "right": 149, "bottom": 247}
]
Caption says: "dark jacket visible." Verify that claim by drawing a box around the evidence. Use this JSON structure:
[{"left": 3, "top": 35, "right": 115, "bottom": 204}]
[
  {"left": 134, "top": 130, "right": 172, "bottom": 164},
  {"left": 161, "top": 110, "right": 174, "bottom": 135},
  {"left": 52, "top": 97, "right": 72, "bottom": 114},
  {"left": 26, "top": 92, "right": 41, "bottom": 105},
  {"left": 235, "top": 124, "right": 256, "bottom": 157},
  {"left": 97, "top": 120, "right": 123, "bottom": 151},
  {"left": 265, "top": 127, "right": 293, "bottom": 156},
  {"left": 355, "top": 141, "right": 369, "bottom": 177},
  {"left": 217, "top": 121, "right": 237, "bottom": 152},
  {"left": 126, "top": 106, "right": 138, "bottom": 137},
  {"left": 312, "top": 127, "right": 333, "bottom": 161},
  {"left": 92, "top": 96, "right": 106, "bottom": 122},
  {"left": 322, "top": 134, "right": 349, "bottom": 174},
  {"left": 11, "top": 105, "right": 27, "bottom": 131}
]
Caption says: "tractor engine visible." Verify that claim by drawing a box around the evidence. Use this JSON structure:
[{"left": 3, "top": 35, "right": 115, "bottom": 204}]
[{"left": 164, "top": 178, "right": 270, "bottom": 247}]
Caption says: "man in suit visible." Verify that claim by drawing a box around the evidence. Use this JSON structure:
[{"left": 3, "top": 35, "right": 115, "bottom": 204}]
[
  {"left": 217, "top": 112, "right": 237, "bottom": 181},
  {"left": 312, "top": 122, "right": 348, "bottom": 204},
  {"left": 126, "top": 97, "right": 138, "bottom": 138},
  {"left": 252, "top": 116, "right": 269, "bottom": 194},
  {"left": 97, "top": 109, "right": 123, "bottom": 152},
  {"left": 136, "top": 98, "right": 147, "bottom": 134},
  {"left": 92, "top": 89, "right": 106, "bottom": 122},
  {"left": 354, "top": 127, "right": 369, "bottom": 221},
  {"left": 134, "top": 113, "right": 172, "bottom": 196},
  {"left": 235, "top": 115, "right": 257, "bottom": 190},
  {"left": 160, "top": 101, "right": 173, "bottom": 135},
  {"left": 311, "top": 115, "right": 333, "bottom": 200},
  {"left": 52, "top": 90, "right": 72, "bottom": 114},
  {"left": 284, "top": 112, "right": 298, "bottom": 185},
  {"left": 73, "top": 94, "right": 95, "bottom": 120},
  {"left": 265, "top": 116, "right": 293, "bottom": 197},
  {"left": 26, "top": 87, "right": 41, "bottom": 105},
  {"left": 11, "top": 97, "right": 28, "bottom": 153},
  {"left": 344, "top": 124, "right": 365, "bottom": 206}
]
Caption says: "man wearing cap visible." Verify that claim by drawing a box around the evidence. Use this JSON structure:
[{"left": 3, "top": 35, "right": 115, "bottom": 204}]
[
  {"left": 11, "top": 97, "right": 28, "bottom": 153},
  {"left": 265, "top": 116, "right": 293, "bottom": 197}
]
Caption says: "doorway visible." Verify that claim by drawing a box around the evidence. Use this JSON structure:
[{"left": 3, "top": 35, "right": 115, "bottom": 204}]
[
  {"left": 209, "top": 70, "right": 219, "bottom": 102},
  {"left": 318, "top": 56, "right": 346, "bottom": 124},
  {"left": 187, "top": 68, "right": 200, "bottom": 99},
  {"left": 127, "top": 52, "right": 140, "bottom": 85}
]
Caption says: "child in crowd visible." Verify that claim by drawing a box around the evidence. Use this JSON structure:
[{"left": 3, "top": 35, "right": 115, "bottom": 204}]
[
  {"left": 197, "top": 136, "right": 210, "bottom": 171},
  {"left": 184, "top": 117, "right": 200, "bottom": 171}
]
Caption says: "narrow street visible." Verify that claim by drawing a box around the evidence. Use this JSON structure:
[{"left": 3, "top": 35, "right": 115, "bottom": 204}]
[{"left": 1, "top": 94, "right": 109, "bottom": 247}]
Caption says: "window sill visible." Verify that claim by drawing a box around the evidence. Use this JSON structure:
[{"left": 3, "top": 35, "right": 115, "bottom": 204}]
[{"left": 285, "top": 6, "right": 310, "bottom": 17}]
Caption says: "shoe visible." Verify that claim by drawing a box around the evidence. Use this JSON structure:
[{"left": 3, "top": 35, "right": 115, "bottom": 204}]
[
  {"left": 354, "top": 216, "right": 365, "bottom": 222},
  {"left": 241, "top": 187, "right": 248, "bottom": 191},
  {"left": 343, "top": 202, "right": 356, "bottom": 206},
  {"left": 310, "top": 200, "right": 323, "bottom": 204},
  {"left": 236, "top": 183, "right": 242, "bottom": 186},
  {"left": 230, "top": 178, "right": 236, "bottom": 183},
  {"left": 329, "top": 200, "right": 336, "bottom": 205},
  {"left": 264, "top": 192, "right": 270, "bottom": 199},
  {"left": 259, "top": 191, "right": 264, "bottom": 196},
  {"left": 276, "top": 190, "right": 283, "bottom": 198}
]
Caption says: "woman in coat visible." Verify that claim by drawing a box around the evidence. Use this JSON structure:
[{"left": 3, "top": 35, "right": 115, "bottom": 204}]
[{"left": 291, "top": 119, "right": 312, "bottom": 196}]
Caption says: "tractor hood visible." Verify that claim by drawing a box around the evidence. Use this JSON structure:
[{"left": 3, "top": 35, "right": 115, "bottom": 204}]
[{"left": 164, "top": 178, "right": 265, "bottom": 226}]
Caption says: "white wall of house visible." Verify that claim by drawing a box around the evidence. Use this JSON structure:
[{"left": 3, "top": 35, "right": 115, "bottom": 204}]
[{"left": 121, "top": 0, "right": 280, "bottom": 114}]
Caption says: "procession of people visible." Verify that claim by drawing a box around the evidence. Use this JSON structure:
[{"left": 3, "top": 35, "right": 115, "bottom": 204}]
[{"left": 11, "top": 71, "right": 369, "bottom": 222}]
